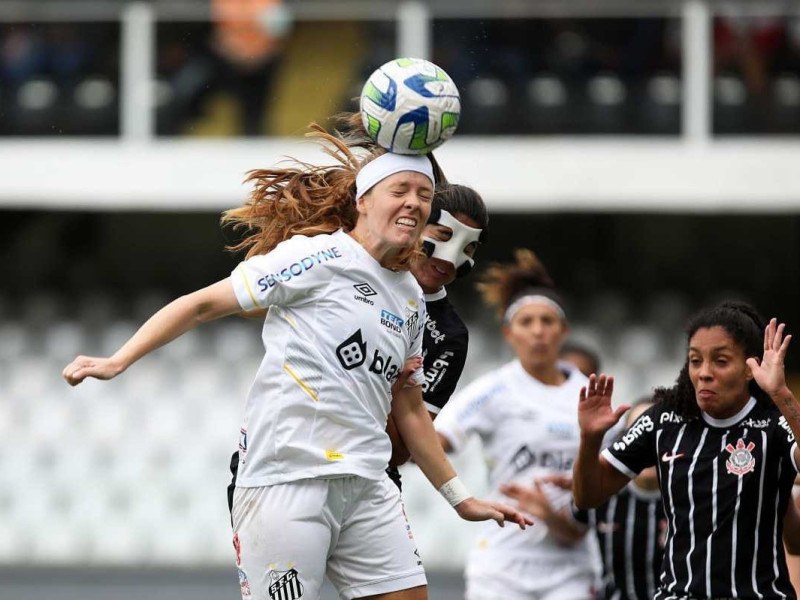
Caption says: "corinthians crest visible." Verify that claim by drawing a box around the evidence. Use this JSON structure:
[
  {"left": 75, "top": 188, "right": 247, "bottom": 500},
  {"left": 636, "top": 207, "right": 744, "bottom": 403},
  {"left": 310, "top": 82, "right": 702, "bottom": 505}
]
[
  {"left": 268, "top": 568, "right": 304, "bottom": 600},
  {"left": 725, "top": 438, "right": 756, "bottom": 476}
]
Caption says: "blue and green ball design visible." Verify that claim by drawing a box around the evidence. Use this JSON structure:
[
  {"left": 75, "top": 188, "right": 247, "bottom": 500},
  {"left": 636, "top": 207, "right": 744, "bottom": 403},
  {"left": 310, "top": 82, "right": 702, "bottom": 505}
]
[{"left": 360, "top": 58, "right": 461, "bottom": 155}]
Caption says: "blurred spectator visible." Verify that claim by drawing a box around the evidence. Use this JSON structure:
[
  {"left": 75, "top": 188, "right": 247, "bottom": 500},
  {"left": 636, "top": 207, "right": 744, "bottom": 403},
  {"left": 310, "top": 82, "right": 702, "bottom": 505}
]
[
  {"left": 715, "top": 9, "right": 785, "bottom": 96},
  {"left": 0, "top": 24, "right": 92, "bottom": 86},
  {"left": 162, "top": 0, "right": 290, "bottom": 136}
]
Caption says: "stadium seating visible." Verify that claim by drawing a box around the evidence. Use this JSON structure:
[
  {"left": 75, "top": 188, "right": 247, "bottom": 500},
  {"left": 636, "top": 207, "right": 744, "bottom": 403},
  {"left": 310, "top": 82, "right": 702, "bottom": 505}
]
[{"left": 0, "top": 291, "right": 688, "bottom": 567}]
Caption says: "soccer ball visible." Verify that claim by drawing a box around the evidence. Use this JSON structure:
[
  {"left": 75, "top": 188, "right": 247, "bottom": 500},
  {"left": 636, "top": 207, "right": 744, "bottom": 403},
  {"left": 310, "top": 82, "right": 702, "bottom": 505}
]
[{"left": 360, "top": 57, "right": 460, "bottom": 155}]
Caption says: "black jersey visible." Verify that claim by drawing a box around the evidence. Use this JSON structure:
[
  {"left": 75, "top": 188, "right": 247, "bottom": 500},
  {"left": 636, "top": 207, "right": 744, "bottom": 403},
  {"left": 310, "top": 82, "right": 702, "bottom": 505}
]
[
  {"left": 418, "top": 290, "right": 469, "bottom": 415},
  {"left": 574, "top": 484, "right": 665, "bottom": 600},
  {"left": 603, "top": 398, "right": 799, "bottom": 600},
  {"left": 386, "top": 290, "right": 469, "bottom": 490}
]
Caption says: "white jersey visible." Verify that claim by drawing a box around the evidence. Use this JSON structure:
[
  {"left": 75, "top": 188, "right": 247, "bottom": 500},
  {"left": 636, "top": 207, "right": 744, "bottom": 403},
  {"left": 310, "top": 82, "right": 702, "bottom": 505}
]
[
  {"left": 435, "top": 359, "right": 598, "bottom": 586},
  {"left": 230, "top": 229, "right": 426, "bottom": 487}
]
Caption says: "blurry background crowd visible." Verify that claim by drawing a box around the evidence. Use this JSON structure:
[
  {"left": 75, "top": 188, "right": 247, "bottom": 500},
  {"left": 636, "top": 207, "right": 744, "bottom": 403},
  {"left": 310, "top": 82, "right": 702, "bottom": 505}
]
[{"left": 2, "top": 0, "right": 800, "bottom": 597}]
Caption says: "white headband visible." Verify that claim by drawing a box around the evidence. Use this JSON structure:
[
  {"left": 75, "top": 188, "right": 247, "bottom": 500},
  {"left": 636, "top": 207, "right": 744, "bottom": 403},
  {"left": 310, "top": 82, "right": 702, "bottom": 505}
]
[
  {"left": 504, "top": 294, "right": 566, "bottom": 324},
  {"left": 355, "top": 153, "right": 435, "bottom": 201}
]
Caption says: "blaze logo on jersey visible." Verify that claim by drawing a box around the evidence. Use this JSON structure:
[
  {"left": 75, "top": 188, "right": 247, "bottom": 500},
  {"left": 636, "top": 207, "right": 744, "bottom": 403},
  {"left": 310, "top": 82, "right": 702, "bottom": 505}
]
[
  {"left": 336, "top": 330, "right": 367, "bottom": 369},
  {"left": 335, "top": 330, "right": 402, "bottom": 383},
  {"left": 725, "top": 438, "right": 756, "bottom": 476},
  {"left": 268, "top": 568, "right": 304, "bottom": 600},
  {"left": 511, "top": 444, "right": 574, "bottom": 473}
]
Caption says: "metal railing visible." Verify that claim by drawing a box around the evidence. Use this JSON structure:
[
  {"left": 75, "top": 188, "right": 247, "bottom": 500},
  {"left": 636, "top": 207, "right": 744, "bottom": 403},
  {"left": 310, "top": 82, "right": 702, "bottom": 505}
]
[{"left": 1, "top": 0, "right": 799, "bottom": 143}]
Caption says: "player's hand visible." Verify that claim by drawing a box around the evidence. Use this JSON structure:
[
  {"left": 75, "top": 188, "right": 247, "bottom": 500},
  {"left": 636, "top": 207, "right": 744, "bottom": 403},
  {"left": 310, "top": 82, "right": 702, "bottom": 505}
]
[
  {"left": 454, "top": 496, "right": 534, "bottom": 530},
  {"left": 391, "top": 355, "right": 423, "bottom": 396},
  {"left": 747, "top": 318, "right": 792, "bottom": 398},
  {"left": 62, "top": 355, "right": 124, "bottom": 386},
  {"left": 535, "top": 473, "right": 573, "bottom": 491},
  {"left": 499, "top": 481, "right": 555, "bottom": 522},
  {"left": 578, "top": 373, "right": 629, "bottom": 438}
]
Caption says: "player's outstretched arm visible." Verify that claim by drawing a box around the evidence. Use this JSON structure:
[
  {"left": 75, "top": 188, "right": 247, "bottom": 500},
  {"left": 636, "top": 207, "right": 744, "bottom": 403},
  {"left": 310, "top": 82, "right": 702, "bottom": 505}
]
[
  {"left": 391, "top": 384, "right": 533, "bottom": 530},
  {"left": 747, "top": 319, "right": 800, "bottom": 466},
  {"left": 573, "top": 373, "right": 630, "bottom": 509},
  {"left": 63, "top": 279, "right": 242, "bottom": 386}
]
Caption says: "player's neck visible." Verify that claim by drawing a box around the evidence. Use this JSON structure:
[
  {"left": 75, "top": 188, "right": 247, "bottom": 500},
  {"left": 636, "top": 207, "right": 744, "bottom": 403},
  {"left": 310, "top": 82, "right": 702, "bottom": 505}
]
[{"left": 521, "top": 361, "right": 565, "bottom": 386}]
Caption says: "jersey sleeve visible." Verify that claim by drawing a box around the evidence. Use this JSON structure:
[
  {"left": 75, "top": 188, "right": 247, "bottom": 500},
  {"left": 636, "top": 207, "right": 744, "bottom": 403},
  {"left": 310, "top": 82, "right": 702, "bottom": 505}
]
[
  {"left": 434, "top": 377, "right": 501, "bottom": 453},
  {"left": 423, "top": 328, "right": 468, "bottom": 416},
  {"left": 601, "top": 404, "right": 660, "bottom": 478},
  {"left": 230, "top": 236, "right": 341, "bottom": 311},
  {"left": 776, "top": 415, "right": 800, "bottom": 473}
]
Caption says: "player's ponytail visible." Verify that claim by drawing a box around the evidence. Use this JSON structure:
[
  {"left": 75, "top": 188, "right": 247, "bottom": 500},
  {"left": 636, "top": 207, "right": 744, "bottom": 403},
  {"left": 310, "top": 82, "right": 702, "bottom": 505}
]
[{"left": 477, "top": 249, "right": 562, "bottom": 322}]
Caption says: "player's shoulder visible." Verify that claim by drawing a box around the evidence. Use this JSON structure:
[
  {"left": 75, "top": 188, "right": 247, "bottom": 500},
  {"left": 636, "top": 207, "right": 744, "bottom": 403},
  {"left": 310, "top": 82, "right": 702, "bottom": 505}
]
[{"left": 278, "top": 230, "right": 354, "bottom": 269}]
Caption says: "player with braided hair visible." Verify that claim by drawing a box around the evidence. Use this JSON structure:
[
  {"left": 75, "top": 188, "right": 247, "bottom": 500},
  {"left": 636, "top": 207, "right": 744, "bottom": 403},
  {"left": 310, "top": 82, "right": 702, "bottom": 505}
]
[
  {"left": 574, "top": 300, "right": 800, "bottom": 599},
  {"left": 435, "top": 249, "right": 599, "bottom": 600}
]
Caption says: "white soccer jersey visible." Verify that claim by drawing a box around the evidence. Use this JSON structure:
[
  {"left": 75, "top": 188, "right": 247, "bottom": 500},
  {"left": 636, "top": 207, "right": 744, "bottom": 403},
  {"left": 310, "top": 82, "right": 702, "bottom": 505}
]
[
  {"left": 435, "top": 360, "right": 598, "bottom": 588},
  {"left": 230, "top": 229, "right": 426, "bottom": 487}
]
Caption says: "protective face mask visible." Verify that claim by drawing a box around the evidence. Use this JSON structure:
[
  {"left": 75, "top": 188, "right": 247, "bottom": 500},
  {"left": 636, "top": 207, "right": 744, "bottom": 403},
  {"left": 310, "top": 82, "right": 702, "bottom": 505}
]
[{"left": 422, "top": 209, "right": 483, "bottom": 277}]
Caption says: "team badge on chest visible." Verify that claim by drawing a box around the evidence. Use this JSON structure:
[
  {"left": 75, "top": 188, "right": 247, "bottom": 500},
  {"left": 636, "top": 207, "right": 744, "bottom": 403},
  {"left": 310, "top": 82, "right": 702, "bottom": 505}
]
[{"left": 725, "top": 438, "right": 756, "bottom": 476}]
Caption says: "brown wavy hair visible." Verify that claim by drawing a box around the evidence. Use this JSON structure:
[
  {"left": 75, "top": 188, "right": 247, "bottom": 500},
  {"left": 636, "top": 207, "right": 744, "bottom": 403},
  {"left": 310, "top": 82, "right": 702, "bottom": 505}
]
[
  {"left": 476, "top": 248, "right": 561, "bottom": 321},
  {"left": 222, "top": 117, "right": 432, "bottom": 271}
]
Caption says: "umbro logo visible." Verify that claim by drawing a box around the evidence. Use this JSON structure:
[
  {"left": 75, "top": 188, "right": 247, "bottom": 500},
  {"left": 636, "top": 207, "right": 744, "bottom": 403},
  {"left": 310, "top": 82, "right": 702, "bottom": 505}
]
[
  {"left": 354, "top": 282, "right": 377, "bottom": 296},
  {"left": 353, "top": 282, "right": 377, "bottom": 305}
]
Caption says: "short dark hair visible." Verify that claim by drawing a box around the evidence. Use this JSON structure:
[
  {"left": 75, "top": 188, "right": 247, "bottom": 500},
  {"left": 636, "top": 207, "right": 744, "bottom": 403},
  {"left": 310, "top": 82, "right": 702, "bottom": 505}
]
[{"left": 432, "top": 183, "right": 489, "bottom": 232}]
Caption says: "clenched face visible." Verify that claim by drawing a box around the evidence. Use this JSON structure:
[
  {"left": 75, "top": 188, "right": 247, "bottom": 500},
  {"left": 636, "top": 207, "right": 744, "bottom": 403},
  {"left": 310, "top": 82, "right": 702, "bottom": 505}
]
[
  {"left": 688, "top": 326, "right": 753, "bottom": 419},
  {"left": 355, "top": 171, "right": 433, "bottom": 254}
]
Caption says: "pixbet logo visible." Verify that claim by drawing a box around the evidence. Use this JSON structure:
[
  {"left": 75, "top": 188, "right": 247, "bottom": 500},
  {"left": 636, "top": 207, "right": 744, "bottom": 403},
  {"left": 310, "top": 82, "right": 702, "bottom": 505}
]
[{"left": 335, "top": 329, "right": 401, "bottom": 383}]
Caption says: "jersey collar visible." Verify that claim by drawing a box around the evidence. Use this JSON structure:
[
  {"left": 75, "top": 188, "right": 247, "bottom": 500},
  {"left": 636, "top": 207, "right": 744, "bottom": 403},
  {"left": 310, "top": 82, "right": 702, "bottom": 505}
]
[
  {"left": 701, "top": 396, "right": 757, "bottom": 428},
  {"left": 424, "top": 288, "right": 447, "bottom": 302}
]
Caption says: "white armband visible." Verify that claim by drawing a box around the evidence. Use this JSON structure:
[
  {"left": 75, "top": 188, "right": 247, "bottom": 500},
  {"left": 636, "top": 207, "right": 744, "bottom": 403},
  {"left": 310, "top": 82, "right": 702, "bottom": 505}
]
[{"left": 438, "top": 476, "right": 472, "bottom": 508}]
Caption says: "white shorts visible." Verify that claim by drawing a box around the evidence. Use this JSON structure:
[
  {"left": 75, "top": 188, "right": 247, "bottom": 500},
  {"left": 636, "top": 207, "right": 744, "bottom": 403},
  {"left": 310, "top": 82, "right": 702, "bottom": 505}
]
[
  {"left": 231, "top": 476, "right": 427, "bottom": 600},
  {"left": 465, "top": 555, "right": 596, "bottom": 600}
]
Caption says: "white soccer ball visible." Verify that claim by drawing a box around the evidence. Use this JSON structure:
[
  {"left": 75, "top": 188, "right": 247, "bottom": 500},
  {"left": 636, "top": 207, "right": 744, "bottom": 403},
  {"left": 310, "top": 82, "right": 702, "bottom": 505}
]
[{"left": 360, "top": 57, "right": 461, "bottom": 155}]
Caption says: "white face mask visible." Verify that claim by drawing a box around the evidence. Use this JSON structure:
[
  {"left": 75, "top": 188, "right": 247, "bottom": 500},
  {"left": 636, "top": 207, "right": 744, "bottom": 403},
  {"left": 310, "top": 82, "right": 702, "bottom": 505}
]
[{"left": 423, "top": 209, "right": 483, "bottom": 273}]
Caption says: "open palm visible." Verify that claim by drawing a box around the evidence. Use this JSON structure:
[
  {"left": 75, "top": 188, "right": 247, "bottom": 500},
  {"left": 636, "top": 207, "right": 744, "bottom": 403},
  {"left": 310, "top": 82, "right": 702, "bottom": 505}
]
[
  {"left": 747, "top": 318, "right": 792, "bottom": 397},
  {"left": 578, "top": 374, "right": 629, "bottom": 437}
]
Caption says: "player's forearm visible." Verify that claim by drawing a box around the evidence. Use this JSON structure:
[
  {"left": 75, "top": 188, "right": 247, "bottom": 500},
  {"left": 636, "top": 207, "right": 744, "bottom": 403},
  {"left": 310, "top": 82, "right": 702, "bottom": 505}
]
[
  {"left": 771, "top": 387, "right": 800, "bottom": 438},
  {"left": 545, "top": 510, "right": 588, "bottom": 546},
  {"left": 573, "top": 433, "right": 610, "bottom": 509},
  {"left": 393, "top": 389, "right": 458, "bottom": 489},
  {"left": 768, "top": 387, "right": 800, "bottom": 467},
  {"left": 111, "top": 281, "right": 240, "bottom": 371}
]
